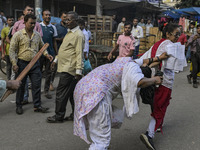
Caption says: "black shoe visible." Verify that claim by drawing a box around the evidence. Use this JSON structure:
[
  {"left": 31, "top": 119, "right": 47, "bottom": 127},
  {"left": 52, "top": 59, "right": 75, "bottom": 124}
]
[
  {"left": 46, "top": 115, "right": 63, "bottom": 123},
  {"left": 187, "top": 75, "right": 192, "bottom": 84},
  {"left": 140, "top": 132, "right": 156, "bottom": 150},
  {"left": 16, "top": 107, "right": 23, "bottom": 115},
  {"left": 34, "top": 106, "right": 49, "bottom": 113},
  {"left": 193, "top": 83, "right": 198, "bottom": 88},
  {"left": 64, "top": 113, "right": 74, "bottom": 121},
  {"left": 44, "top": 92, "right": 52, "bottom": 99}
]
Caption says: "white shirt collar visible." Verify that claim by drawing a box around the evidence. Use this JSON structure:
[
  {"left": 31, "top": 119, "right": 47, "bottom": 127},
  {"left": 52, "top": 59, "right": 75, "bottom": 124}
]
[
  {"left": 68, "top": 26, "right": 79, "bottom": 33},
  {"left": 40, "top": 22, "right": 52, "bottom": 27}
]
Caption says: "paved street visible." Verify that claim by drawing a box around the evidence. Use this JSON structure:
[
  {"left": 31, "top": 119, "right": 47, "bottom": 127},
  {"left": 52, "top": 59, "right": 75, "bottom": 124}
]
[{"left": 0, "top": 64, "right": 200, "bottom": 150}]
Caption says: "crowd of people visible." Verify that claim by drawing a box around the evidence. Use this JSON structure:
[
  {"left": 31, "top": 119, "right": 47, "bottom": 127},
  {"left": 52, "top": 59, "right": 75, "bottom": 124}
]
[{"left": 0, "top": 5, "right": 200, "bottom": 150}]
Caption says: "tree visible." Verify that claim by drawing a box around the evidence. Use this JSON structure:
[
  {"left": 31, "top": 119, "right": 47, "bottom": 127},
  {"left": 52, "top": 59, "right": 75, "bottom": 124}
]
[{"left": 175, "top": 0, "right": 200, "bottom": 8}]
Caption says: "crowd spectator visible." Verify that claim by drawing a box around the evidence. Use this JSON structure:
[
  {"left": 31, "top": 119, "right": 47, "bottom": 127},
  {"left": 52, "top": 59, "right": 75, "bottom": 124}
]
[
  {"left": 55, "top": 11, "right": 68, "bottom": 50},
  {"left": 107, "top": 21, "right": 135, "bottom": 60},
  {"left": 146, "top": 19, "right": 153, "bottom": 36},
  {"left": 186, "top": 25, "right": 200, "bottom": 88},
  {"left": 1, "top": 16, "right": 14, "bottom": 80},
  {"left": 112, "top": 15, "right": 117, "bottom": 33},
  {"left": 0, "top": 10, "right": 7, "bottom": 38},
  {"left": 177, "top": 25, "right": 187, "bottom": 46},
  {"left": 40, "top": 9, "right": 58, "bottom": 99},
  {"left": 131, "top": 18, "right": 143, "bottom": 59},
  {"left": 117, "top": 17, "right": 126, "bottom": 32},
  {"left": 138, "top": 18, "right": 145, "bottom": 27}
]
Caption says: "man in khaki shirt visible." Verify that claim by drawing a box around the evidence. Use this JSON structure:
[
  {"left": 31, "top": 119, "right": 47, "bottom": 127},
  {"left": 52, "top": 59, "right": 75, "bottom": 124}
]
[
  {"left": 9, "top": 14, "right": 53, "bottom": 115},
  {"left": 47, "top": 11, "right": 84, "bottom": 123}
]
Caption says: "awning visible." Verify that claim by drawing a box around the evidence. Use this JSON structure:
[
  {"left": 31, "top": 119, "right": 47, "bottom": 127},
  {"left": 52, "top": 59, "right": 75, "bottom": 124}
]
[
  {"left": 163, "top": 10, "right": 181, "bottom": 19},
  {"left": 175, "top": 7, "right": 200, "bottom": 16}
]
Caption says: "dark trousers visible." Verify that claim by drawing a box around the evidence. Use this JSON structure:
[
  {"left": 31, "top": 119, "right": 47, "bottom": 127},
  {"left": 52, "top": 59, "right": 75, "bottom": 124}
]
[
  {"left": 133, "top": 45, "right": 140, "bottom": 59},
  {"left": 40, "top": 56, "right": 54, "bottom": 92},
  {"left": 191, "top": 52, "right": 200, "bottom": 83},
  {"left": 5, "top": 55, "right": 12, "bottom": 80},
  {"left": 55, "top": 72, "right": 77, "bottom": 119},
  {"left": 16, "top": 59, "right": 42, "bottom": 108}
]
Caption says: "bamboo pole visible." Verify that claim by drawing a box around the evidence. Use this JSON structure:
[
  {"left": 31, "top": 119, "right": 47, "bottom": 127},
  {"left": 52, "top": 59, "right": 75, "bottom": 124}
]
[{"left": 0, "top": 43, "right": 49, "bottom": 102}]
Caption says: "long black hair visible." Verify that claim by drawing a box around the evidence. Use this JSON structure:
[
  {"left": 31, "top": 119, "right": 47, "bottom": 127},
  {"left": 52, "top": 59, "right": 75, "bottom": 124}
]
[{"left": 162, "top": 23, "right": 179, "bottom": 39}]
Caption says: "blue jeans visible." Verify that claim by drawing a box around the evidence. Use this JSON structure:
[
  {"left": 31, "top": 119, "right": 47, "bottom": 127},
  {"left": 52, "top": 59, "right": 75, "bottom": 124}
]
[
  {"left": 133, "top": 45, "right": 140, "bottom": 59},
  {"left": 16, "top": 59, "right": 42, "bottom": 108}
]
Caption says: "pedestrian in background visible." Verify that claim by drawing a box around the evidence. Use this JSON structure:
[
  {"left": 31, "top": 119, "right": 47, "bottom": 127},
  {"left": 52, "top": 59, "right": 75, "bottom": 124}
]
[
  {"left": 40, "top": 9, "right": 58, "bottom": 99},
  {"left": 186, "top": 25, "right": 200, "bottom": 88},
  {"left": 117, "top": 17, "right": 126, "bottom": 32},
  {"left": 131, "top": 18, "right": 143, "bottom": 59},
  {"left": 1, "top": 16, "right": 14, "bottom": 80}
]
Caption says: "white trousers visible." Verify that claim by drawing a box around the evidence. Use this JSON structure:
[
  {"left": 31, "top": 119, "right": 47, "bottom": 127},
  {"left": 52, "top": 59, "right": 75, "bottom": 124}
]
[
  {"left": 147, "top": 117, "right": 156, "bottom": 138},
  {"left": 87, "top": 96, "right": 112, "bottom": 150}
]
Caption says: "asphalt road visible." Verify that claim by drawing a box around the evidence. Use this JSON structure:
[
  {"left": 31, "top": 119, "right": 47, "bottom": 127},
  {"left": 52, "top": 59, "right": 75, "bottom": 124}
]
[{"left": 0, "top": 65, "right": 200, "bottom": 150}]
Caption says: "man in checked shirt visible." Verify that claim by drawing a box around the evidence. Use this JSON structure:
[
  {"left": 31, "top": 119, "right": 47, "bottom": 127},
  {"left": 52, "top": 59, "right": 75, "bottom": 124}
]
[{"left": 9, "top": 14, "right": 53, "bottom": 115}]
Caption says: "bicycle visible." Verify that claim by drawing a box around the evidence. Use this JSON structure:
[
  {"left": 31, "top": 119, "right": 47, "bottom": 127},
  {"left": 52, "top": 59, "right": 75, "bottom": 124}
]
[
  {"left": 0, "top": 43, "right": 7, "bottom": 75},
  {"left": 88, "top": 51, "right": 97, "bottom": 69},
  {"left": 0, "top": 57, "right": 7, "bottom": 75}
]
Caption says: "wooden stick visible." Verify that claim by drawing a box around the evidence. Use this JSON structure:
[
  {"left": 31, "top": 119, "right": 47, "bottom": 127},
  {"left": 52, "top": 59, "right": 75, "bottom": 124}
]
[{"left": 0, "top": 43, "right": 49, "bottom": 102}]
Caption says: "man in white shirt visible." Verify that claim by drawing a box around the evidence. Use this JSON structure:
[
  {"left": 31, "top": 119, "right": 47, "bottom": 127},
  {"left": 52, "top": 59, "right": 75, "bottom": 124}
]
[
  {"left": 146, "top": 19, "right": 153, "bottom": 36},
  {"left": 131, "top": 18, "right": 143, "bottom": 59},
  {"left": 78, "top": 18, "right": 89, "bottom": 59},
  {"left": 117, "top": 17, "right": 126, "bottom": 33}
]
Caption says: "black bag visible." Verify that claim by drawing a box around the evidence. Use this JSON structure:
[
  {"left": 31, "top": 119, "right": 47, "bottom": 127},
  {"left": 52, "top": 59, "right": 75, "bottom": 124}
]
[
  {"left": 140, "top": 66, "right": 154, "bottom": 105},
  {"left": 140, "top": 66, "right": 163, "bottom": 106}
]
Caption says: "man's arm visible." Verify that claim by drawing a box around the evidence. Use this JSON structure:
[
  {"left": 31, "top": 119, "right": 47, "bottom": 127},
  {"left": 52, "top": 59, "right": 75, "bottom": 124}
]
[
  {"left": 137, "top": 26, "right": 143, "bottom": 39},
  {"left": 0, "top": 80, "right": 21, "bottom": 98},
  {"left": 138, "top": 76, "right": 162, "bottom": 88},
  {"left": 75, "top": 34, "right": 84, "bottom": 79},
  {"left": 126, "top": 37, "right": 135, "bottom": 57},
  {"left": 107, "top": 44, "right": 119, "bottom": 60},
  {"left": 142, "top": 52, "right": 169, "bottom": 66},
  {"left": 52, "top": 25, "right": 58, "bottom": 55},
  {"left": 53, "top": 38, "right": 58, "bottom": 55},
  {"left": 9, "top": 32, "right": 19, "bottom": 67}
]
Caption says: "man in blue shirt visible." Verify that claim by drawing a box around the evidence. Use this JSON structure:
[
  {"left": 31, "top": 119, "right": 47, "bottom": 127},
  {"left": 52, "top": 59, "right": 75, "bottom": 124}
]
[
  {"left": 40, "top": 9, "right": 58, "bottom": 99},
  {"left": 55, "top": 11, "right": 68, "bottom": 49}
]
